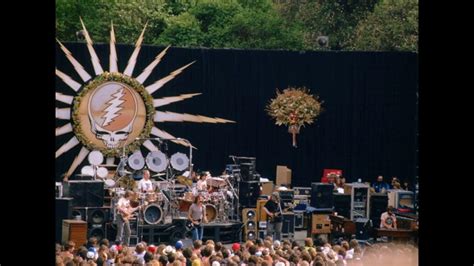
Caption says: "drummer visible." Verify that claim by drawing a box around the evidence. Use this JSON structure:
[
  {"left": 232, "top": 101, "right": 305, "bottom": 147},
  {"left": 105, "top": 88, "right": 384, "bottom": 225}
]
[
  {"left": 137, "top": 169, "right": 154, "bottom": 193},
  {"left": 196, "top": 171, "right": 211, "bottom": 192}
]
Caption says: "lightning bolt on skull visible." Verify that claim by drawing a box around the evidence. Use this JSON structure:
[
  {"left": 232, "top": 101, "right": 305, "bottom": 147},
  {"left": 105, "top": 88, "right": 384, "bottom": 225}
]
[{"left": 88, "top": 81, "right": 139, "bottom": 148}]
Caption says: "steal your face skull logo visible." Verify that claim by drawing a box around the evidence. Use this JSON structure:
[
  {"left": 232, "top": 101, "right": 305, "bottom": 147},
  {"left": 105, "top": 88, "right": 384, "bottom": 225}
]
[{"left": 88, "top": 81, "right": 138, "bottom": 148}]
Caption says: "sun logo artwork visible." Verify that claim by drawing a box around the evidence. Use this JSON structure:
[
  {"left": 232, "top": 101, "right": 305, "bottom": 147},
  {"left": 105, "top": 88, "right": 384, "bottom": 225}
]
[{"left": 56, "top": 19, "right": 234, "bottom": 178}]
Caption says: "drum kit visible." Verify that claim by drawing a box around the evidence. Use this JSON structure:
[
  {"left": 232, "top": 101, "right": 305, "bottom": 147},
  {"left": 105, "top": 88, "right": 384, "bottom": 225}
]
[
  {"left": 78, "top": 147, "right": 239, "bottom": 226},
  {"left": 173, "top": 174, "right": 236, "bottom": 223}
]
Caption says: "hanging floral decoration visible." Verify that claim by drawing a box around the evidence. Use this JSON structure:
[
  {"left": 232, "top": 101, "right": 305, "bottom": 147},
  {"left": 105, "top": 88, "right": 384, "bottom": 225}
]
[{"left": 266, "top": 87, "right": 323, "bottom": 147}]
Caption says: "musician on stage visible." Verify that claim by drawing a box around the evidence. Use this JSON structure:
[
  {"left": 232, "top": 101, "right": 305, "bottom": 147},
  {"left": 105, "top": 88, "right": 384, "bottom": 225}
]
[
  {"left": 196, "top": 172, "right": 210, "bottom": 192},
  {"left": 115, "top": 191, "right": 139, "bottom": 246},
  {"left": 263, "top": 192, "right": 284, "bottom": 241},
  {"left": 380, "top": 206, "right": 398, "bottom": 229},
  {"left": 137, "top": 169, "right": 154, "bottom": 193},
  {"left": 188, "top": 194, "right": 208, "bottom": 241}
]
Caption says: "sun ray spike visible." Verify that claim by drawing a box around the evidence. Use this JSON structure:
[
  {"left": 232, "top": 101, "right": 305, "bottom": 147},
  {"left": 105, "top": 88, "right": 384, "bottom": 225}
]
[
  {"left": 153, "top": 111, "right": 235, "bottom": 123},
  {"left": 145, "top": 61, "right": 195, "bottom": 94},
  {"left": 143, "top": 140, "right": 159, "bottom": 151},
  {"left": 57, "top": 39, "right": 92, "bottom": 82},
  {"left": 153, "top": 93, "right": 202, "bottom": 108},
  {"left": 64, "top": 147, "right": 90, "bottom": 179},
  {"left": 80, "top": 17, "right": 104, "bottom": 75},
  {"left": 56, "top": 123, "right": 73, "bottom": 136},
  {"left": 109, "top": 21, "right": 118, "bottom": 73},
  {"left": 55, "top": 92, "right": 74, "bottom": 105},
  {"left": 55, "top": 136, "right": 80, "bottom": 158},
  {"left": 56, "top": 108, "right": 71, "bottom": 120},
  {"left": 123, "top": 22, "right": 148, "bottom": 77},
  {"left": 136, "top": 45, "right": 171, "bottom": 84},
  {"left": 56, "top": 69, "right": 81, "bottom": 92}
]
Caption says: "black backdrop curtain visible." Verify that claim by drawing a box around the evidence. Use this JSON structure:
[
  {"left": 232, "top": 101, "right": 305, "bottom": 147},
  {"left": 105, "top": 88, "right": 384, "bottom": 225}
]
[{"left": 56, "top": 43, "right": 418, "bottom": 186}]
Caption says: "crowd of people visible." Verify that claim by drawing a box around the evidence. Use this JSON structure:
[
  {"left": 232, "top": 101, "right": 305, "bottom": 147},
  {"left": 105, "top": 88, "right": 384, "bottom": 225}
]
[{"left": 55, "top": 235, "right": 418, "bottom": 266}]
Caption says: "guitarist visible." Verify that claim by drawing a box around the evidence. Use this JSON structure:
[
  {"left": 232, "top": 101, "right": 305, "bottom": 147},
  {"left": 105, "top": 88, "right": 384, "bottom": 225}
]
[
  {"left": 115, "top": 191, "right": 139, "bottom": 246},
  {"left": 263, "top": 192, "right": 284, "bottom": 241},
  {"left": 187, "top": 194, "right": 208, "bottom": 241}
]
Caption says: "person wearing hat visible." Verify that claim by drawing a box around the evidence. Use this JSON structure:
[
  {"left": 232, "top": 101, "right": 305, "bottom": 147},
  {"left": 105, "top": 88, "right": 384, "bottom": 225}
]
[{"left": 263, "top": 192, "right": 284, "bottom": 241}]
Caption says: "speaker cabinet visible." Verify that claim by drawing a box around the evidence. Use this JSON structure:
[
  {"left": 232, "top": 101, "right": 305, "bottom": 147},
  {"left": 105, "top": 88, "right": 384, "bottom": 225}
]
[
  {"left": 311, "top": 183, "right": 334, "bottom": 209},
  {"left": 370, "top": 194, "right": 388, "bottom": 228},
  {"left": 64, "top": 180, "right": 104, "bottom": 207},
  {"left": 56, "top": 198, "right": 73, "bottom": 243},
  {"left": 71, "top": 207, "right": 111, "bottom": 225},
  {"left": 240, "top": 163, "right": 256, "bottom": 181},
  {"left": 242, "top": 208, "right": 257, "bottom": 241},
  {"left": 239, "top": 181, "right": 260, "bottom": 208},
  {"left": 72, "top": 207, "right": 111, "bottom": 242},
  {"left": 355, "top": 218, "right": 371, "bottom": 240},
  {"left": 333, "top": 193, "right": 351, "bottom": 219}
]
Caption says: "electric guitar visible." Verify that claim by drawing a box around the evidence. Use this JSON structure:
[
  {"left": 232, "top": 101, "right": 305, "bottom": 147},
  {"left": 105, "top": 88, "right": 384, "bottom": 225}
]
[
  {"left": 187, "top": 205, "right": 207, "bottom": 230},
  {"left": 269, "top": 201, "right": 283, "bottom": 223},
  {"left": 118, "top": 205, "right": 142, "bottom": 222}
]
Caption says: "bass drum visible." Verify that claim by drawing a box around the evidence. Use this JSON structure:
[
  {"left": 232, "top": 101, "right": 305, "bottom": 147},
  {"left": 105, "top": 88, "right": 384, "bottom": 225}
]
[
  {"left": 205, "top": 204, "right": 217, "bottom": 223},
  {"left": 143, "top": 204, "right": 163, "bottom": 225}
]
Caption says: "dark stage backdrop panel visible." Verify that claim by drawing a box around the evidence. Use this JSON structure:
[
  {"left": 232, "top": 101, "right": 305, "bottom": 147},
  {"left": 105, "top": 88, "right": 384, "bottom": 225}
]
[{"left": 56, "top": 44, "right": 418, "bottom": 186}]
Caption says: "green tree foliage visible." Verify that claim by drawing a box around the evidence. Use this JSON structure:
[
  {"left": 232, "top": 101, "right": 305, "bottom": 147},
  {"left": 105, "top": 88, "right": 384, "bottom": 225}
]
[
  {"left": 56, "top": 0, "right": 418, "bottom": 52},
  {"left": 157, "top": 12, "right": 203, "bottom": 47},
  {"left": 350, "top": 0, "right": 418, "bottom": 51},
  {"left": 276, "top": 0, "right": 379, "bottom": 50}
]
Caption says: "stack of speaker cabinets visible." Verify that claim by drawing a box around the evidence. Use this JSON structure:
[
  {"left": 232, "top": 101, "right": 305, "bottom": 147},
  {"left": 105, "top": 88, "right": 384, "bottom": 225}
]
[{"left": 242, "top": 208, "right": 257, "bottom": 241}]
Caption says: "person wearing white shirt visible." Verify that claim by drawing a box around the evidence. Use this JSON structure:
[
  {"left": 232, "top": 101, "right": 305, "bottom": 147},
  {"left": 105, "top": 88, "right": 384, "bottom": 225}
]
[
  {"left": 196, "top": 172, "right": 209, "bottom": 192},
  {"left": 137, "top": 169, "right": 154, "bottom": 193}
]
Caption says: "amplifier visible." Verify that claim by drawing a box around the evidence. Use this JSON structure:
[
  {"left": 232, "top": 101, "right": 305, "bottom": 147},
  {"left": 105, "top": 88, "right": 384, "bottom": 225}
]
[{"left": 293, "top": 187, "right": 312, "bottom": 197}]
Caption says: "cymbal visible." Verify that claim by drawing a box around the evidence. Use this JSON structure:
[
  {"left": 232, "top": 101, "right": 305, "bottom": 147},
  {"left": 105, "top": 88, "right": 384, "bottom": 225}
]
[
  {"left": 100, "top": 164, "right": 117, "bottom": 167},
  {"left": 176, "top": 175, "right": 192, "bottom": 187},
  {"left": 75, "top": 174, "right": 93, "bottom": 177}
]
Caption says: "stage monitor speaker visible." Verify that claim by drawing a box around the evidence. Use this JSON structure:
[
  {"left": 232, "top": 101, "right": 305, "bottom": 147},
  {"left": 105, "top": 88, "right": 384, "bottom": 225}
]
[
  {"left": 64, "top": 180, "right": 104, "bottom": 207},
  {"left": 333, "top": 193, "right": 351, "bottom": 219},
  {"left": 370, "top": 194, "right": 388, "bottom": 228},
  {"left": 239, "top": 181, "right": 260, "bottom": 208},
  {"left": 242, "top": 208, "right": 257, "bottom": 241},
  {"left": 56, "top": 198, "right": 73, "bottom": 243},
  {"left": 311, "top": 183, "right": 334, "bottom": 209},
  {"left": 355, "top": 218, "right": 371, "bottom": 240}
]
